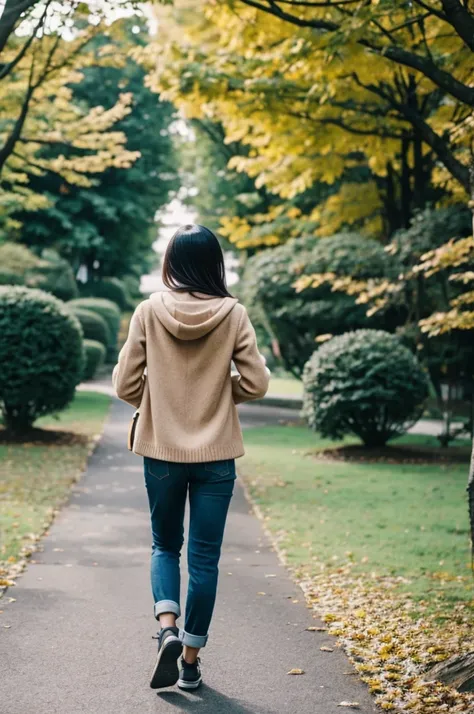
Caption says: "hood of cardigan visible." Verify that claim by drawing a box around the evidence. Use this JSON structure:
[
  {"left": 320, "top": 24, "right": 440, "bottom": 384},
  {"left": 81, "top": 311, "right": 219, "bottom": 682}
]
[{"left": 150, "top": 290, "right": 239, "bottom": 341}]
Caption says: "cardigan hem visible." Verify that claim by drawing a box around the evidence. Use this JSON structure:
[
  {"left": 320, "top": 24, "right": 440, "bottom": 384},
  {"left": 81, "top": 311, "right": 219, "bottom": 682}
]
[{"left": 132, "top": 438, "right": 245, "bottom": 463}]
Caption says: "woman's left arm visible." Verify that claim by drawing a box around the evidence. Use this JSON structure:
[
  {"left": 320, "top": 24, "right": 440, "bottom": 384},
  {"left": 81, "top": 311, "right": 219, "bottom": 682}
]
[{"left": 112, "top": 303, "right": 146, "bottom": 408}]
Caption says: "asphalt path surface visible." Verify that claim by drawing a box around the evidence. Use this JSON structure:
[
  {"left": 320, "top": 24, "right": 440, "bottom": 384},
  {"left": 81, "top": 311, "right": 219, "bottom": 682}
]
[{"left": 1, "top": 398, "right": 376, "bottom": 714}]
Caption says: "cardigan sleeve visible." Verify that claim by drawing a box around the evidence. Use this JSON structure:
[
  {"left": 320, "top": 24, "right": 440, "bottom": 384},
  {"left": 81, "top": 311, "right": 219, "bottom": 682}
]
[
  {"left": 231, "top": 307, "right": 270, "bottom": 405},
  {"left": 112, "top": 304, "right": 146, "bottom": 408}
]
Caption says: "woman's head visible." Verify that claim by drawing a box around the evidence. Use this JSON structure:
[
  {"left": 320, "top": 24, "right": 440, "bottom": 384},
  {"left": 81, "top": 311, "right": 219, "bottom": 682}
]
[{"left": 162, "top": 224, "right": 233, "bottom": 298}]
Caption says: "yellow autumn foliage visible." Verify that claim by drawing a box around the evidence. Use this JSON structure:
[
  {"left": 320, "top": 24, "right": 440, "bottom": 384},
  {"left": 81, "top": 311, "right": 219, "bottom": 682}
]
[
  {"left": 143, "top": 0, "right": 472, "bottom": 247},
  {"left": 0, "top": 13, "right": 140, "bottom": 225}
]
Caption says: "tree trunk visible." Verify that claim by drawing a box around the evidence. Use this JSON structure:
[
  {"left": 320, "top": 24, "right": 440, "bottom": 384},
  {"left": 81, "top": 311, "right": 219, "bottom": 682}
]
[
  {"left": 383, "top": 161, "right": 400, "bottom": 237},
  {"left": 425, "top": 652, "right": 474, "bottom": 692},
  {"left": 3, "top": 403, "right": 35, "bottom": 433},
  {"left": 469, "top": 157, "right": 474, "bottom": 561},
  {"left": 400, "top": 134, "right": 412, "bottom": 228}
]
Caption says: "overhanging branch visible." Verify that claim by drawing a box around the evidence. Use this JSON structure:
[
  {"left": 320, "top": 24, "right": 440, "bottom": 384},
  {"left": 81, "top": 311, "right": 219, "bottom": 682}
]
[{"left": 239, "top": 0, "right": 474, "bottom": 107}]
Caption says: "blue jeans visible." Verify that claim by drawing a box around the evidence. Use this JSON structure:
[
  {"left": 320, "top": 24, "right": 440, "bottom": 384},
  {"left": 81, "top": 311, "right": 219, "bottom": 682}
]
[{"left": 144, "top": 457, "right": 236, "bottom": 648}]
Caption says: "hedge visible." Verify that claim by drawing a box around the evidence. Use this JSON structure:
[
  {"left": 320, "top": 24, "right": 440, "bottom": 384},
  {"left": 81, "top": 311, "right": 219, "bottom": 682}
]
[
  {"left": 67, "top": 297, "right": 121, "bottom": 363},
  {"left": 82, "top": 339, "right": 106, "bottom": 380},
  {"left": 0, "top": 286, "right": 84, "bottom": 431},
  {"left": 70, "top": 307, "right": 110, "bottom": 347}
]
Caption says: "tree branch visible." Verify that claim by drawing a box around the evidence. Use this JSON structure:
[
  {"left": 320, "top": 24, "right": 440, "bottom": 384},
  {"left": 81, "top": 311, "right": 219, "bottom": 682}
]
[
  {"left": 0, "top": 0, "right": 50, "bottom": 81},
  {"left": 239, "top": 0, "right": 474, "bottom": 107},
  {"left": 285, "top": 109, "right": 403, "bottom": 139},
  {"left": 440, "top": 0, "right": 474, "bottom": 51},
  {"left": 411, "top": 0, "right": 447, "bottom": 21},
  {"left": 353, "top": 73, "right": 470, "bottom": 190},
  {"left": 0, "top": 52, "right": 36, "bottom": 171},
  {"left": 0, "top": 21, "right": 65, "bottom": 173},
  {"left": 268, "top": 0, "right": 361, "bottom": 6},
  {"left": 0, "top": 0, "right": 39, "bottom": 55}
]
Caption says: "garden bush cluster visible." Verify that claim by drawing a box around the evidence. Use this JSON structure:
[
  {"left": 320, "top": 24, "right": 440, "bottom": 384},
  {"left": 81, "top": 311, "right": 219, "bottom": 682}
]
[
  {"left": 240, "top": 224, "right": 462, "bottom": 445},
  {"left": 70, "top": 308, "right": 110, "bottom": 347},
  {"left": 242, "top": 232, "right": 400, "bottom": 376},
  {"left": 79, "top": 277, "right": 132, "bottom": 311},
  {"left": 0, "top": 245, "right": 134, "bottom": 432},
  {"left": 68, "top": 297, "right": 121, "bottom": 362}
]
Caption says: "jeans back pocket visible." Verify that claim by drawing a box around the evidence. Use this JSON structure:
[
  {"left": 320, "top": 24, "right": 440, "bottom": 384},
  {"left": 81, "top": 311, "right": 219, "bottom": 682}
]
[
  {"left": 144, "top": 457, "right": 170, "bottom": 481},
  {"left": 204, "top": 459, "right": 236, "bottom": 481}
]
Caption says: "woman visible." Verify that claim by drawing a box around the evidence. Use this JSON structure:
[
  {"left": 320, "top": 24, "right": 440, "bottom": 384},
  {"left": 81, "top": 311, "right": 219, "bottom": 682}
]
[{"left": 113, "top": 224, "right": 269, "bottom": 691}]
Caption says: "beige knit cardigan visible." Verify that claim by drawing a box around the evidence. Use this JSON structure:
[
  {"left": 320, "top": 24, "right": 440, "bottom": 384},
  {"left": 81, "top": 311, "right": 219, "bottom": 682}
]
[{"left": 112, "top": 290, "right": 270, "bottom": 463}]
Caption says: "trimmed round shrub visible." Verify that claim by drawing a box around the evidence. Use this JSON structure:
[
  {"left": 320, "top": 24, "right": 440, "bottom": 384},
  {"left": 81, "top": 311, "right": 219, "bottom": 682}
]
[
  {"left": 302, "top": 329, "right": 429, "bottom": 447},
  {"left": 0, "top": 286, "right": 84, "bottom": 431},
  {"left": 82, "top": 339, "right": 106, "bottom": 380},
  {"left": 67, "top": 297, "right": 121, "bottom": 363},
  {"left": 79, "top": 277, "right": 130, "bottom": 310},
  {"left": 0, "top": 242, "right": 40, "bottom": 273},
  {"left": 70, "top": 307, "right": 110, "bottom": 347}
]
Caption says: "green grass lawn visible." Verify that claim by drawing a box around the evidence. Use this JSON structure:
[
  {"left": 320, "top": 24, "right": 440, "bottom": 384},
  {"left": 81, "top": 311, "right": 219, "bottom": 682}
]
[
  {"left": 267, "top": 376, "right": 303, "bottom": 398},
  {"left": 240, "top": 425, "right": 472, "bottom": 610},
  {"left": 0, "top": 391, "right": 110, "bottom": 579}
]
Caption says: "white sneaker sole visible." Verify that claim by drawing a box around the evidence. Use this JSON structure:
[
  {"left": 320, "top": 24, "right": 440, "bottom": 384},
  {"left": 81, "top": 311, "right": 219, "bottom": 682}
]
[{"left": 177, "top": 676, "right": 203, "bottom": 690}]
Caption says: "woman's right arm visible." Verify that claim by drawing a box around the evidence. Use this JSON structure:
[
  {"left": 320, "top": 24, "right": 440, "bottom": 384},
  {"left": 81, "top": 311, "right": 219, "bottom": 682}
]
[
  {"left": 231, "top": 306, "right": 270, "bottom": 404},
  {"left": 112, "top": 303, "right": 147, "bottom": 408}
]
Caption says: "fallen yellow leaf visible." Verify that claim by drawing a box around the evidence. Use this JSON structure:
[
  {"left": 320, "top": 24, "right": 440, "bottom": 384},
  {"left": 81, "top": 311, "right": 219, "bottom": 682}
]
[
  {"left": 287, "top": 668, "right": 305, "bottom": 675},
  {"left": 320, "top": 646, "right": 334, "bottom": 652},
  {"left": 337, "top": 703, "right": 360, "bottom": 709},
  {"left": 306, "top": 626, "right": 327, "bottom": 632}
]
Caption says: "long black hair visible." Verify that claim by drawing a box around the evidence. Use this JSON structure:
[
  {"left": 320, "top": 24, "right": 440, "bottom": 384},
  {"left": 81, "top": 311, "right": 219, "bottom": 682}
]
[{"left": 162, "top": 224, "right": 233, "bottom": 298}]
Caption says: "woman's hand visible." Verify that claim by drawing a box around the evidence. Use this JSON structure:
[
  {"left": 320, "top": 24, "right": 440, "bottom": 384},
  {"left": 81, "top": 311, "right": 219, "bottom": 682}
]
[{"left": 259, "top": 353, "right": 271, "bottom": 376}]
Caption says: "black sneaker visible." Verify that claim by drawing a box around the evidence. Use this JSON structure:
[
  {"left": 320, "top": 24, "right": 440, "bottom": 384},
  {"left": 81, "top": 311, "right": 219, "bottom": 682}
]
[
  {"left": 178, "top": 656, "right": 202, "bottom": 690},
  {"left": 150, "top": 626, "right": 183, "bottom": 689}
]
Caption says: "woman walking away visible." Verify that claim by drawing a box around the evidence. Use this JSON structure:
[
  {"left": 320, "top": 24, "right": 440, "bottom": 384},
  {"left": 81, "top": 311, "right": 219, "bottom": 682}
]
[{"left": 113, "top": 224, "right": 270, "bottom": 691}]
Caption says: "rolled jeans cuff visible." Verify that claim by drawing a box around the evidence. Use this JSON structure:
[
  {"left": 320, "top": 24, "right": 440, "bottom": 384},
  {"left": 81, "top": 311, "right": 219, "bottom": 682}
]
[
  {"left": 179, "top": 628, "right": 208, "bottom": 648},
  {"left": 154, "top": 599, "right": 181, "bottom": 620}
]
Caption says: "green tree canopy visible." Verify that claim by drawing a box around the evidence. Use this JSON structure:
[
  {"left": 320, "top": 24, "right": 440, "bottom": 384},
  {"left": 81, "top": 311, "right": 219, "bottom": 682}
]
[{"left": 13, "top": 19, "right": 178, "bottom": 280}]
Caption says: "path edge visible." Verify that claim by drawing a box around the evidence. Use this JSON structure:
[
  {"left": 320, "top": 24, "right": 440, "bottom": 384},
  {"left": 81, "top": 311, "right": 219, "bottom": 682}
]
[
  {"left": 237, "top": 470, "right": 376, "bottom": 707},
  {"left": 0, "top": 400, "right": 111, "bottom": 600}
]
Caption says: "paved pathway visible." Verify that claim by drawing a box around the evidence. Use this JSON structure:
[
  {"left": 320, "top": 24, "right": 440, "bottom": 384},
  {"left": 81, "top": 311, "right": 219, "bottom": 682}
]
[{"left": 1, "top": 399, "right": 376, "bottom": 713}]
